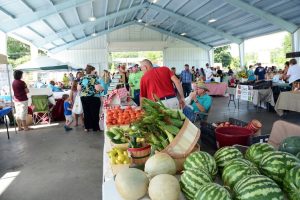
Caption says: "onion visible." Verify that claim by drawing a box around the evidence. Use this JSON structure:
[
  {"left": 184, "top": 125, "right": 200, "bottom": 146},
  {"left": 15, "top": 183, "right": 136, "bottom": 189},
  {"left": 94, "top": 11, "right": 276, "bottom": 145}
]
[
  {"left": 145, "top": 153, "right": 176, "bottom": 178},
  {"left": 115, "top": 168, "right": 149, "bottom": 200},
  {"left": 149, "top": 174, "right": 180, "bottom": 200}
]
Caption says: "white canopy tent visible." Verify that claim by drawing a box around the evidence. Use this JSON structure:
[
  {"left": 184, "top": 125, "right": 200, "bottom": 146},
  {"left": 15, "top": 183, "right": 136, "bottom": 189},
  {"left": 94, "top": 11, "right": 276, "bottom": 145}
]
[{"left": 15, "top": 56, "right": 71, "bottom": 71}]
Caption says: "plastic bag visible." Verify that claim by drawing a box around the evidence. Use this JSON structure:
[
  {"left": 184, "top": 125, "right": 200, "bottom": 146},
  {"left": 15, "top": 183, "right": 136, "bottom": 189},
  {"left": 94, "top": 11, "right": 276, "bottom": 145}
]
[{"left": 72, "top": 95, "right": 83, "bottom": 114}]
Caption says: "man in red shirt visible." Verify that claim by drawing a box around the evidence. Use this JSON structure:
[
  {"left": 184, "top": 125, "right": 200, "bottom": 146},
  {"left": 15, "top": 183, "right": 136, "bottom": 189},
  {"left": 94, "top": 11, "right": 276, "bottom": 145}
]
[{"left": 140, "top": 59, "right": 185, "bottom": 109}]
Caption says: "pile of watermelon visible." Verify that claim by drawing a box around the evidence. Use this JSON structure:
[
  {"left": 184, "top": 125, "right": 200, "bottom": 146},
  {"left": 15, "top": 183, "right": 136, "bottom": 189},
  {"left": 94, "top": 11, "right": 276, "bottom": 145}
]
[{"left": 180, "top": 143, "right": 300, "bottom": 200}]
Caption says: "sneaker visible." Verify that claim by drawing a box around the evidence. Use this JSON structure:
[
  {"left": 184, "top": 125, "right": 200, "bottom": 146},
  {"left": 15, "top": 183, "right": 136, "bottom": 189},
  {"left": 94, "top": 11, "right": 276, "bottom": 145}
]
[{"left": 64, "top": 125, "right": 73, "bottom": 131}]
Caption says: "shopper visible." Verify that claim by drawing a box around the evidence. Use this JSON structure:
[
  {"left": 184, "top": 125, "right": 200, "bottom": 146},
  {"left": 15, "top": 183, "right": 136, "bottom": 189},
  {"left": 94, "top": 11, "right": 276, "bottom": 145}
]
[
  {"left": 12, "top": 70, "right": 29, "bottom": 131},
  {"left": 254, "top": 63, "right": 266, "bottom": 81},
  {"left": 128, "top": 64, "right": 143, "bottom": 106},
  {"left": 286, "top": 58, "right": 300, "bottom": 86},
  {"left": 63, "top": 94, "right": 73, "bottom": 131},
  {"left": 69, "top": 81, "right": 84, "bottom": 127},
  {"left": 99, "top": 70, "right": 111, "bottom": 96},
  {"left": 183, "top": 82, "right": 212, "bottom": 121},
  {"left": 204, "top": 63, "right": 213, "bottom": 82},
  {"left": 247, "top": 65, "right": 256, "bottom": 81},
  {"left": 78, "top": 65, "right": 103, "bottom": 132},
  {"left": 140, "top": 59, "right": 185, "bottom": 109},
  {"left": 180, "top": 64, "right": 193, "bottom": 97}
]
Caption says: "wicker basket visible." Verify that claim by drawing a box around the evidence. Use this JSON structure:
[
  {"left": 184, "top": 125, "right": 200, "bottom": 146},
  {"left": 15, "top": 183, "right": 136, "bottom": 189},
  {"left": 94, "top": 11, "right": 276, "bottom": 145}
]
[
  {"left": 173, "top": 143, "right": 200, "bottom": 172},
  {"left": 161, "top": 119, "right": 200, "bottom": 159},
  {"left": 127, "top": 144, "right": 151, "bottom": 165}
]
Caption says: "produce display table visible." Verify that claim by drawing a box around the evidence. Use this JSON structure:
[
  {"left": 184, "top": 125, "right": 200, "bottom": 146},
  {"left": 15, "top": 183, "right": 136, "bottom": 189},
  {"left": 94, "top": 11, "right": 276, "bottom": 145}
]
[
  {"left": 205, "top": 82, "right": 227, "bottom": 96},
  {"left": 275, "top": 91, "right": 300, "bottom": 116}
]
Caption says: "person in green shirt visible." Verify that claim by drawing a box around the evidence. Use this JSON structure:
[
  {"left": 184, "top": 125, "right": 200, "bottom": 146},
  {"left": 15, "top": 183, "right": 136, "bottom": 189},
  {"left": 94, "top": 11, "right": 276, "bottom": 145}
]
[{"left": 128, "top": 64, "right": 144, "bottom": 106}]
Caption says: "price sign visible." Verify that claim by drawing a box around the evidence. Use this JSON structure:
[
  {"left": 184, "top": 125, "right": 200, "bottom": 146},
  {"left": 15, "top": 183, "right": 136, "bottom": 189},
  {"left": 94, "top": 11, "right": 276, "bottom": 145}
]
[{"left": 235, "top": 85, "right": 254, "bottom": 102}]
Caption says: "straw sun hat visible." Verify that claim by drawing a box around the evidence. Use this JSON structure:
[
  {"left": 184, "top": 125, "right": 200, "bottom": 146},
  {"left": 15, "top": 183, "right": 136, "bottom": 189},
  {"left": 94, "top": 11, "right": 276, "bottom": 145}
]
[{"left": 194, "top": 82, "right": 210, "bottom": 92}]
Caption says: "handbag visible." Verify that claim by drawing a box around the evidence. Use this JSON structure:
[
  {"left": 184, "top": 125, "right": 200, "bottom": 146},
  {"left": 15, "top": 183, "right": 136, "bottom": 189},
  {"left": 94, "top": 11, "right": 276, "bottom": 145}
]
[{"left": 72, "top": 95, "right": 83, "bottom": 114}]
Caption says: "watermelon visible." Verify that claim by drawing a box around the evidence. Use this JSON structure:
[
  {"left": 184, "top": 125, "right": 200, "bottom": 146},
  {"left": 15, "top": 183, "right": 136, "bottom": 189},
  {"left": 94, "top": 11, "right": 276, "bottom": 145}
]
[
  {"left": 279, "top": 136, "right": 300, "bottom": 156},
  {"left": 214, "top": 146, "right": 243, "bottom": 169},
  {"left": 245, "top": 143, "right": 275, "bottom": 166},
  {"left": 260, "top": 151, "right": 300, "bottom": 185},
  {"left": 283, "top": 165, "right": 300, "bottom": 200},
  {"left": 184, "top": 151, "right": 218, "bottom": 178},
  {"left": 194, "top": 183, "right": 232, "bottom": 200},
  {"left": 222, "top": 158, "right": 260, "bottom": 189},
  {"left": 180, "top": 168, "right": 212, "bottom": 200},
  {"left": 233, "top": 175, "right": 284, "bottom": 200}
]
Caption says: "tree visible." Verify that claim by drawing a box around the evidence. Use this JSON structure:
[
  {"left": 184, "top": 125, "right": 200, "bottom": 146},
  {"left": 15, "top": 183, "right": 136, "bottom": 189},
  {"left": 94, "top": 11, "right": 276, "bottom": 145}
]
[
  {"left": 214, "top": 45, "right": 232, "bottom": 67},
  {"left": 245, "top": 52, "right": 258, "bottom": 65},
  {"left": 7, "top": 37, "right": 30, "bottom": 68},
  {"left": 230, "top": 57, "right": 240, "bottom": 69},
  {"left": 283, "top": 33, "right": 292, "bottom": 54}
]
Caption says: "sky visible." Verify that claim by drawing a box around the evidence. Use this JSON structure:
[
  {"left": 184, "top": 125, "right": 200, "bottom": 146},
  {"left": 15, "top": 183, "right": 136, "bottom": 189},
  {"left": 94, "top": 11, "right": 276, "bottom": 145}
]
[{"left": 230, "top": 31, "right": 289, "bottom": 57}]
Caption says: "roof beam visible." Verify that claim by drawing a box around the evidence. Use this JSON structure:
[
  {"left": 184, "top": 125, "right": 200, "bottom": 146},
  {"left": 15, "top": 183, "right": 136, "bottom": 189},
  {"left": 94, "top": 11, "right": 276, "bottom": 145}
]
[
  {"left": 4, "top": 0, "right": 94, "bottom": 32},
  {"left": 223, "top": 0, "right": 298, "bottom": 33},
  {"left": 20, "top": 0, "right": 35, "bottom": 12},
  {"left": 122, "top": 0, "right": 134, "bottom": 24},
  {"left": 34, "top": 3, "right": 148, "bottom": 48},
  {"left": 113, "top": 0, "right": 123, "bottom": 27},
  {"left": 136, "top": 22, "right": 212, "bottom": 50},
  {"left": 49, "top": 21, "right": 135, "bottom": 53},
  {"left": 149, "top": 4, "right": 242, "bottom": 44}
]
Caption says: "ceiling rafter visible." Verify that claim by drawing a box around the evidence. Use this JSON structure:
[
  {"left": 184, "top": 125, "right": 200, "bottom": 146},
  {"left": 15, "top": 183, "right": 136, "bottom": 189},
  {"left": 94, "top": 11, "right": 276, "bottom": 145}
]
[
  {"left": 0, "top": 7, "right": 15, "bottom": 18},
  {"left": 149, "top": 0, "right": 172, "bottom": 27},
  {"left": 34, "top": 3, "right": 148, "bottom": 47},
  {"left": 131, "top": 0, "right": 145, "bottom": 21},
  {"left": 122, "top": 0, "right": 134, "bottom": 24},
  {"left": 149, "top": 4, "right": 242, "bottom": 44},
  {"left": 3, "top": 0, "right": 94, "bottom": 32},
  {"left": 113, "top": 0, "right": 123, "bottom": 28},
  {"left": 195, "top": 2, "right": 227, "bottom": 21},
  {"left": 223, "top": 0, "right": 298, "bottom": 33},
  {"left": 19, "top": 0, "right": 35, "bottom": 12},
  {"left": 50, "top": 21, "right": 135, "bottom": 53},
  {"left": 73, "top": 7, "right": 85, "bottom": 37},
  {"left": 136, "top": 22, "right": 212, "bottom": 50},
  {"left": 184, "top": 0, "right": 210, "bottom": 17}
]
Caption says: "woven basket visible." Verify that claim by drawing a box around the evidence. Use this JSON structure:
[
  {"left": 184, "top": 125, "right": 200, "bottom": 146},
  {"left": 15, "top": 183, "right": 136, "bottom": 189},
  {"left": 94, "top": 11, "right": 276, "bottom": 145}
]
[
  {"left": 173, "top": 143, "right": 200, "bottom": 172},
  {"left": 161, "top": 118, "right": 200, "bottom": 159},
  {"left": 127, "top": 144, "right": 151, "bottom": 165}
]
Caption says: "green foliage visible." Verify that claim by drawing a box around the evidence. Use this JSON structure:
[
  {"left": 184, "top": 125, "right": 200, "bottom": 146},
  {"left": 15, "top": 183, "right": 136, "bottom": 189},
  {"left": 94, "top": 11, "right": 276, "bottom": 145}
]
[
  {"left": 7, "top": 37, "right": 30, "bottom": 60},
  {"left": 8, "top": 55, "right": 30, "bottom": 68},
  {"left": 230, "top": 57, "right": 240, "bottom": 69},
  {"left": 111, "top": 51, "right": 163, "bottom": 64},
  {"left": 245, "top": 52, "right": 258, "bottom": 65},
  {"left": 214, "top": 46, "right": 232, "bottom": 67},
  {"left": 270, "top": 33, "right": 292, "bottom": 67}
]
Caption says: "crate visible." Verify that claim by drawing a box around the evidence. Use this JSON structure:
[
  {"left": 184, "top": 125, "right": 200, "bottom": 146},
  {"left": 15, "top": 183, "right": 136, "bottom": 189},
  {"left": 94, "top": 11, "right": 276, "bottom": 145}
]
[{"left": 200, "top": 118, "right": 248, "bottom": 149}]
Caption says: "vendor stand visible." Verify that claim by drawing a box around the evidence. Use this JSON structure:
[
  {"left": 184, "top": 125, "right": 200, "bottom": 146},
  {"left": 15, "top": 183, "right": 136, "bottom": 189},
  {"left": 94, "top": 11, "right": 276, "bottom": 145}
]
[
  {"left": 275, "top": 91, "right": 300, "bottom": 116},
  {"left": 205, "top": 82, "right": 227, "bottom": 96}
]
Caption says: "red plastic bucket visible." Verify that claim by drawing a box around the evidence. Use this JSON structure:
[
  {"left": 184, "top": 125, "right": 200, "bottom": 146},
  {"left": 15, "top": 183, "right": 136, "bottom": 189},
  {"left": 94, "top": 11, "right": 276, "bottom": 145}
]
[{"left": 215, "top": 127, "right": 254, "bottom": 148}]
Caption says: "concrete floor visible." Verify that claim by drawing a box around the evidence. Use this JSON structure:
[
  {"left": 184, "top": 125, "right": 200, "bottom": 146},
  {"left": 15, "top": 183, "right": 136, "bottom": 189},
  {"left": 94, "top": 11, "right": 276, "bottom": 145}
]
[{"left": 0, "top": 96, "right": 300, "bottom": 200}]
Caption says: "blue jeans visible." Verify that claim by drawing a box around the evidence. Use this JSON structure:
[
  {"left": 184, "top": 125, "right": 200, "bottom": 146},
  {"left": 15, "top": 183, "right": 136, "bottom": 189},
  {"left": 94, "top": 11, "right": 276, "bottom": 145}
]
[
  {"left": 183, "top": 106, "right": 196, "bottom": 121},
  {"left": 133, "top": 89, "right": 140, "bottom": 106}
]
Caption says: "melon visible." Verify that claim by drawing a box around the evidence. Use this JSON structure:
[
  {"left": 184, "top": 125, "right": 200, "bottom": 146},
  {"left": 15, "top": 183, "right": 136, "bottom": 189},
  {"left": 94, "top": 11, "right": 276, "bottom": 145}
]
[
  {"left": 194, "top": 183, "right": 232, "bottom": 200},
  {"left": 180, "top": 168, "right": 212, "bottom": 200},
  {"left": 148, "top": 174, "right": 180, "bottom": 200},
  {"left": 144, "top": 153, "right": 176, "bottom": 178},
  {"left": 279, "top": 136, "right": 300, "bottom": 156},
  {"left": 115, "top": 168, "right": 149, "bottom": 200},
  {"left": 214, "top": 146, "right": 243, "bottom": 170},
  {"left": 184, "top": 151, "right": 218, "bottom": 178},
  {"left": 260, "top": 151, "right": 300, "bottom": 185},
  {"left": 283, "top": 165, "right": 300, "bottom": 200},
  {"left": 233, "top": 175, "right": 284, "bottom": 200},
  {"left": 245, "top": 143, "right": 275, "bottom": 166}
]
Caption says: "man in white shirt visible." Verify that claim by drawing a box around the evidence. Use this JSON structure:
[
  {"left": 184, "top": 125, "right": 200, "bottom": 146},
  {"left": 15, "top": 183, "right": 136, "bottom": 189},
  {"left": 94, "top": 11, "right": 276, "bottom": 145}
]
[
  {"left": 286, "top": 59, "right": 300, "bottom": 85},
  {"left": 204, "top": 63, "right": 213, "bottom": 82}
]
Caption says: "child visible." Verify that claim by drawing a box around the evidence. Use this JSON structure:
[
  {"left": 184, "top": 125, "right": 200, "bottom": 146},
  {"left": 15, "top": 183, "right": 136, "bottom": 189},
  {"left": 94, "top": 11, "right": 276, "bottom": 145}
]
[
  {"left": 69, "top": 81, "right": 84, "bottom": 126},
  {"left": 63, "top": 94, "right": 73, "bottom": 131}
]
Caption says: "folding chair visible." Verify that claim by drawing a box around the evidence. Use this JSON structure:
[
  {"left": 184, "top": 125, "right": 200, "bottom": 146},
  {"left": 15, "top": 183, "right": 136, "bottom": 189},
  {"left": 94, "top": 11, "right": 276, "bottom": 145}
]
[{"left": 31, "top": 95, "right": 52, "bottom": 124}]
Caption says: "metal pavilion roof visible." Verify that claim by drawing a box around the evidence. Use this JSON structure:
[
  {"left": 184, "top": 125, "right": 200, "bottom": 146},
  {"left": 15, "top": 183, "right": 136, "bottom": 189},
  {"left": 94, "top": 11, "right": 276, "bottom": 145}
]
[{"left": 0, "top": 0, "right": 299, "bottom": 53}]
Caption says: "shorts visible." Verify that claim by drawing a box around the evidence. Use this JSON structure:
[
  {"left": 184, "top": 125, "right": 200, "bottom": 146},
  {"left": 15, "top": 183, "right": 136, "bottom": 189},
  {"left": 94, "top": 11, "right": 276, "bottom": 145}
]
[
  {"left": 65, "top": 115, "right": 73, "bottom": 122},
  {"left": 15, "top": 100, "right": 28, "bottom": 120}
]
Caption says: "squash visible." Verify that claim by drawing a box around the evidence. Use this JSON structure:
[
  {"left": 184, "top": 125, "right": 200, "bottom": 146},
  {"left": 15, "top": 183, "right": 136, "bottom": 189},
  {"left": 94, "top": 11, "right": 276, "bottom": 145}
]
[
  {"left": 148, "top": 174, "right": 180, "bottom": 200},
  {"left": 144, "top": 153, "right": 176, "bottom": 178},
  {"left": 115, "top": 168, "right": 149, "bottom": 200}
]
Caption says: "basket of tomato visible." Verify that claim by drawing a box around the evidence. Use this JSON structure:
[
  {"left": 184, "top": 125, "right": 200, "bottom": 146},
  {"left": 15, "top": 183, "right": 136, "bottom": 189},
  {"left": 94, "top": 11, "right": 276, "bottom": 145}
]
[{"left": 106, "top": 106, "right": 143, "bottom": 126}]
